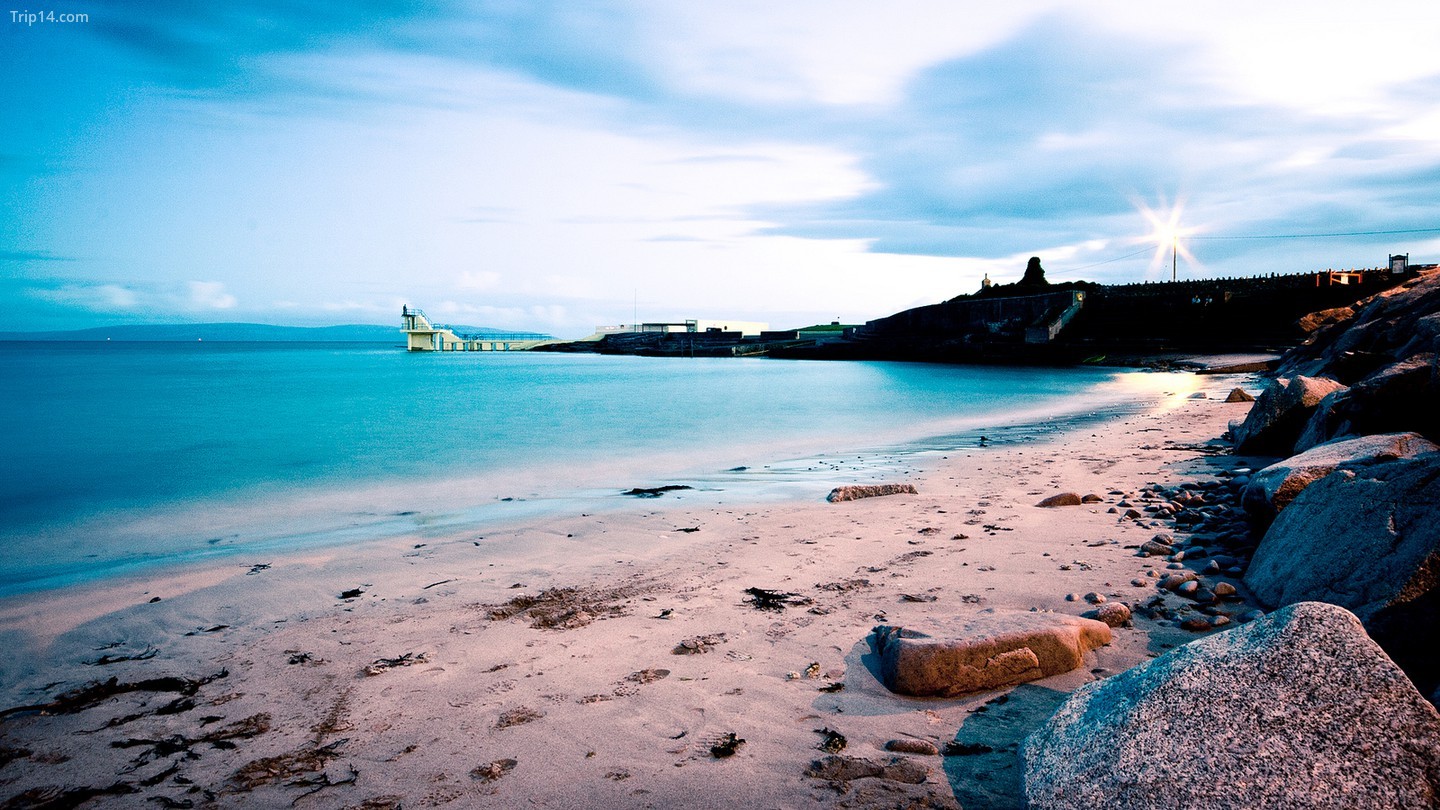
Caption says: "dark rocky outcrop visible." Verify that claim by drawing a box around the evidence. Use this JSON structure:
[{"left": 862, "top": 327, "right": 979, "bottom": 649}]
[
  {"left": 1241, "top": 432, "right": 1439, "bottom": 521},
  {"left": 872, "top": 613, "right": 1111, "bottom": 697},
  {"left": 1230, "top": 375, "right": 1346, "bottom": 454},
  {"left": 1244, "top": 452, "right": 1440, "bottom": 696},
  {"left": 1018, "top": 256, "right": 1049, "bottom": 288},
  {"left": 1023, "top": 602, "right": 1440, "bottom": 810}
]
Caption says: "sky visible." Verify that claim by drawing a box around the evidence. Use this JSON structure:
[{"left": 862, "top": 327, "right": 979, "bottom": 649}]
[{"left": 4, "top": 1, "right": 1440, "bottom": 337}]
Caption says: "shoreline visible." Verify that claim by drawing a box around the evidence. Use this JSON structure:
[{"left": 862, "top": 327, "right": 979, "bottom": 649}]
[
  {"left": 0, "top": 367, "right": 1199, "bottom": 600},
  {"left": 0, "top": 374, "right": 1265, "bottom": 807}
]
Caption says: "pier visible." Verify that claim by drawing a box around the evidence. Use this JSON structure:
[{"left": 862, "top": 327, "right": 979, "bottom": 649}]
[{"left": 400, "top": 306, "right": 552, "bottom": 351}]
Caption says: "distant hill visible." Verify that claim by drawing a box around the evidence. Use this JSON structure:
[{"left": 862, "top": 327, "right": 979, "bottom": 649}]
[
  {"left": 0, "top": 323, "right": 404, "bottom": 342},
  {"left": 0, "top": 322, "right": 555, "bottom": 343}
]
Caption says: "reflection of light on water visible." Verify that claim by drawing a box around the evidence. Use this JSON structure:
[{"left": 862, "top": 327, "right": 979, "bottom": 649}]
[{"left": 1097, "top": 371, "right": 1204, "bottom": 410}]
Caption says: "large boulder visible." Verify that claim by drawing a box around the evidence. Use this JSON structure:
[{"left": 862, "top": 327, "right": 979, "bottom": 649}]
[
  {"left": 1023, "top": 602, "right": 1440, "bottom": 810},
  {"left": 1231, "top": 375, "right": 1346, "bottom": 455},
  {"left": 1241, "top": 432, "right": 1439, "bottom": 520},
  {"left": 873, "top": 612, "right": 1111, "bottom": 697},
  {"left": 1294, "top": 354, "right": 1440, "bottom": 451},
  {"left": 1280, "top": 270, "right": 1440, "bottom": 382},
  {"left": 1244, "top": 452, "right": 1440, "bottom": 694}
]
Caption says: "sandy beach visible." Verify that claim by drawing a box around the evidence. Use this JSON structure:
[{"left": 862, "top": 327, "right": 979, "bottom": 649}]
[{"left": 0, "top": 377, "right": 1261, "bottom": 809}]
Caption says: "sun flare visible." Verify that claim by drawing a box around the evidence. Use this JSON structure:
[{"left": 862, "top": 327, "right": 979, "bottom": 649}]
[{"left": 1135, "top": 198, "right": 1201, "bottom": 277}]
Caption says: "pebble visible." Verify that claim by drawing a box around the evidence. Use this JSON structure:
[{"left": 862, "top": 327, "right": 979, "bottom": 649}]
[
  {"left": 1176, "top": 580, "right": 1200, "bottom": 597},
  {"left": 1085, "top": 602, "right": 1132, "bottom": 627},
  {"left": 1151, "top": 533, "right": 1174, "bottom": 545},
  {"left": 1123, "top": 509, "right": 1142, "bottom": 520},
  {"left": 1166, "top": 562, "right": 1185, "bottom": 570},
  {"left": 1180, "top": 616, "right": 1213, "bottom": 632},
  {"left": 1083, "top": 592, "right": 1105, "bottom": 604},
  {"left": 1065, "top": 593, "right": 1080, "bottom": 602},
  {"left": 1213, "top": 582, "right": 1238, "bottom": 598},
  {"left": 1139, "top": 540, "right": 1172, "bottom": 556},
  {"left": 1192, "top": 588, "right": 1216, "bottom": 604},
  {"left": 1236, "top": 609, "right": 1266, "bottom": 623},
  {"left": 1204, "top": 560, "right": 1222, "bottom": 574},
  {"left": 1210, "top": 615, "right": 1232, "bottom": 628},
  {"left": 885, "top": 739, "right": 939, "bottom": 756}
]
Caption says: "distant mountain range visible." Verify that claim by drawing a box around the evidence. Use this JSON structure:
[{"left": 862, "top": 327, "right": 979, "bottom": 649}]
[{"left": 0, "top": 323, "right": 537, "bottom": 342}]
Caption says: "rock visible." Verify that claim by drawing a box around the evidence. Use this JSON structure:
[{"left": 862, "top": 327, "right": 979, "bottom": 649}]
[
  {"left": 1224, "top": 387, "right": 1256, "bottom": 403},
  {"left": 806, "top": 755, "right": 929, "bottom": 784},
  {"left": 827, "top": 484, "right": 918, "bottom": 503},
  {"left": 1122, "top": 509, "right": 1142, "bottom": 520},
  {"left": 1080, "top": 493, "right": 1103, "bottom": 503},
  {"left": 1188, "top": 391, "right": 1207, "bottom": 399},
  {"left": 1231, "top": 375, "right": 1347, "bottom": 455},
  {"left": 1244, "top": 452, "right": 1440, "bottom": 695},
  {"left": 1296, "top": 305, "right": 1355, "bottom": 335},
  {"left": 1036, "top": 492, "right": 1083, "bottom": 507},
  {"left": 1213, "top": 582, "right": 1237, "bottom": 598},
  {"left": 1176, "top": 581, "right": 1199, "bottom": 597},
  {"left": 1023, "top": 602, "right": 1440, "bottom": 810},
  {"left": 1295, "top": 355, "right": 1440, "bottom": 451},
  {"left": 1179, "top": 616, "right": 1213, "bottom": 631},
  {"left": 1160, "top": 573, "right": 1197, "bottom": 591},
  {"left": 1138, "top": 540, "right": 1172, "bottom": 557},
  {"left": 1082, "top": 592, "right": 1105, "bottom": 604},
  {"left": 1242, "top": 432, "right": 1439, "bottom": 521},
  {"left": 1082, "top": 602, "right": 1132, "bottom": 628},
  {"left": 872, "top": 612, "right": 1112, "bottom": 697},
  {"left": 885, "top": 739, "right": 940, "bottom": 756}
]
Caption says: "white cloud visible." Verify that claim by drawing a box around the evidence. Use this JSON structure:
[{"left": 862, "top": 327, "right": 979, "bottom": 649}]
[
  {"left": 31, "top": 283, "right": 139, "bottom": 312},
  {"left": 183, "top": 280, "right": 237, "bottom": 310}
]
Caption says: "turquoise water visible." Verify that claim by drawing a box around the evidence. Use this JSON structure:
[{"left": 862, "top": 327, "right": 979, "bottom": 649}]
[{"left": 0, "top": 342, "right": 1155, "bottom": 595}]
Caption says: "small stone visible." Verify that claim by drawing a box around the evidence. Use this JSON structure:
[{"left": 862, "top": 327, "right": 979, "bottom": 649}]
[
  {"left": 1176, "top": 581, "right": 1200, "bottom": 597},
  {"left": 1180, "top": 616, "right": 1213, "bottom": 631},
  {"left": 1204, "top": 560, "right": 1222, "bottom": 574},
  {"left": 1083, "top": 602, "right": 1132, "bottom": 628},
  {"left": 1192, "top": 588, "right": 1216, "bottom": 604},
  {"left": 1065, "top": 593, "right": 1080, "bottom": 602},
  {"left": 1139, "top": 540, "right": 1172, "bottom": 557},
  {"left": 1037, "top": 492, "right": 1084, "bottom": 507},
  {"left": 1081, "top": 494, "right": 1104, "bottom": 503},
  {"left": 1166, "top": 562, "right": 1185, "bottom": 570},
  {"left": 1123, "top": 509, "right": 1142, "bottom": 520},
  {"left": 1210, "top": 615, "right": 1231, "bottom": 627},
  {"left": 885, "top": 739, "right": 940, "bottom": 756},
  {"left": 1107, "top": 507, "right": 1119, "bottom": 514},
  {"left": 1083, "top": 592, "right": 1106, "bottom": 604},
  {"left": 1213, "top": 582, "right": 1238, "bottom": 598},
  {"left": 1131, "top": 578, "right": 1148, "bottom": 587},
  {"left": 1236, "top": 609, "right": 1266, "bottom": 623}
]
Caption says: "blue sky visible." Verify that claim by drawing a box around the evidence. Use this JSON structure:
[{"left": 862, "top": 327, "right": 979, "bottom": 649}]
[{"left": 4, "top": 1, "right": 1440, "bottom": 336}]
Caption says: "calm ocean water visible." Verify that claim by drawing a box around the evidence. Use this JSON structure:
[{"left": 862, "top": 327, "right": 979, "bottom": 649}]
[{"left": 0, "top": 342, "right": 1170, "bottom": 595}]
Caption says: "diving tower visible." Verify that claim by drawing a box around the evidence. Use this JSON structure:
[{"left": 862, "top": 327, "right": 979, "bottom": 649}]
[{"left": 400, "top": 306, "right": 551, "bottom": 351}]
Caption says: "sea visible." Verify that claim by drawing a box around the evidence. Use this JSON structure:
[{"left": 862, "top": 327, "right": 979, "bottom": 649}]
[{"left": 0, "top": 342, "right": 1189, "bottom": 597}]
